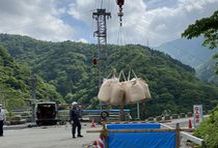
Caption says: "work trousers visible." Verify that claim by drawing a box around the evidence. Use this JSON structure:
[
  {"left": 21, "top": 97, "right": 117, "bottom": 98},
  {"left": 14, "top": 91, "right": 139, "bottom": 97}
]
[
  {"left": 72, "top": 121, "right": 81, "bottom": 136},
  {"left": 0, "top": 120, "right": 3, "bottom": 136}
]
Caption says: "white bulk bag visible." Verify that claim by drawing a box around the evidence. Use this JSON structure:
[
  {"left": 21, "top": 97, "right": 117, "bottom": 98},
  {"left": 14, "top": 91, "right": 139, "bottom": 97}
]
[
  {"left": 124, "top": 78, "right": 151, "bottom": 104},
  {"left": 138, "top": 79, "right": 151, "bottom": 99},
  {"left": 109, "top": 82, "right": 125, "bottom": 105},
  {"left": 97, "top": 77, "right": 119, "bottom": 102}
]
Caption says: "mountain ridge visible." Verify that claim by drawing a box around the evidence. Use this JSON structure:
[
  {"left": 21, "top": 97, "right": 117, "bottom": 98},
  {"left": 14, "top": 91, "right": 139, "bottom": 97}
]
[{"left": 155, "top": 37, "right": 218, "bottom": 69}]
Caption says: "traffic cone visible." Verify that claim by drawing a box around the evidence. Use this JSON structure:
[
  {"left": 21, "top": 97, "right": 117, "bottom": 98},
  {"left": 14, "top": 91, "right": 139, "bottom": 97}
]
[
  {"left": 91, "top": 119, "right": 96, "bottom": 128},
  {"left": 188, "top": 119, "right": 192, "bottom": 129}
]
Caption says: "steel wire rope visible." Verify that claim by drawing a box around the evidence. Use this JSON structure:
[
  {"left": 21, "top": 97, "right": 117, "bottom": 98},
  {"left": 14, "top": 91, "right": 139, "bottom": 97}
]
[
  {"left": 107, "top": 0, "right": 113, "bottom": 44},
  {"left": 104, "top": 0, "right": 112, "bottom": 69},
  {"left": 117, "top": 26, "right": 122, "bottom": 45},
  {"left": 91, "top": 0, "right": 99, "bottom": 82},
  {"left": 121, "top": 25, "right": 128, "bottom": 45},
  {"left": 100, "top": 0, "right": 104, "bottom": 8},
  {"left": 117, "top": 24, "right": 127, "bottom": 46},
  {"left": 121, "top": 27, "right": 125, "bottom": 45},
  {"left": 103, "top": 0, "right": 118, "bottom": 77},
  {"left": 108, "top": 0, "right": 112, "bottom": 14},
  {"left": 94, "top": 0, "right": 98, "bottom": 9},
  {"left": 101, "top": 0, "right": 113, "bottom": 109}
]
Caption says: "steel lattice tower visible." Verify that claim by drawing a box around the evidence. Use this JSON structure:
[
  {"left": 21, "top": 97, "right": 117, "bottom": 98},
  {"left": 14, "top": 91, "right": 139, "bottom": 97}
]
[{"left": 93, "top": 9, "right": 111, "bottom": 47}]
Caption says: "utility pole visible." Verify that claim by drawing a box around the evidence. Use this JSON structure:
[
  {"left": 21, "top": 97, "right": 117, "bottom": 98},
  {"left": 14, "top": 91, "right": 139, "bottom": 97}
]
[{"left": 30, "top": 74, "right": 37, "bottom": 123}]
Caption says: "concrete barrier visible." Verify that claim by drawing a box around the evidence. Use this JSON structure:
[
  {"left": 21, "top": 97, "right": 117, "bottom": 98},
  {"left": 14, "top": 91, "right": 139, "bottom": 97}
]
[
  {"left": 180, "top": 113, "right": 186, "bottom": 118},
  {"left": 4, "top": 123, "right": 37, "bottom": 130},
  {"left": 147, "top": 117, "right": 154, "bottom": 121},
  {"left": 172, "top": 114, "right": 179, "bottom": 119},
  {"left": 187, "top": 112, "right": 193, "bottom": 117},
  {"left": 164, "top": 115, "right": 171, "bottom": 120},
  {"left": 155, "top": 116, "right": 162, "bottom": 121}
]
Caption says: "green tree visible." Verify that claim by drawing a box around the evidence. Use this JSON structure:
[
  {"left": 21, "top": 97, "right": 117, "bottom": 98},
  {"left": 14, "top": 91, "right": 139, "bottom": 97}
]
[
  {"left": 182, "top": 10, "right": 218, "bottom": 49},
  {"left": 194, "top": 106, "right": 218, "bottom": 147},
  {"left": 0, "top": 44, "right": 63, "bottom": 110}
]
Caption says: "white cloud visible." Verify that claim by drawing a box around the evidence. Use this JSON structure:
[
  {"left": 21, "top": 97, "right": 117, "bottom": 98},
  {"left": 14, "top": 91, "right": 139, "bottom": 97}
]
[
  {"left": 77, "top": 38, "right": 88, "bottom": 43},
  {"left": 68, "top": 0, "right": 218, "bottom": 46},
  {"left": 68, "top": 3, "right": 81, "bottom": 20},
  {"left": 0, "top": 0, "right": 218, "bottom": 45},
  {"left": 0, "top": 0, "right": 75, "bottom": 41}
]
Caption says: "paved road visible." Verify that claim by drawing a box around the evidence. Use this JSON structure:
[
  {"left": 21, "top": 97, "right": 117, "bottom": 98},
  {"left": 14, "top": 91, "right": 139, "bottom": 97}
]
[
  {"left": 165, "top": 115, "right": 209, "bottom": 128},
  {"left": 165, "top": 117, "right": 194, "bottom": 128},
  {"left": 0, "top": 124, "right": 100, "bottom": 148}
]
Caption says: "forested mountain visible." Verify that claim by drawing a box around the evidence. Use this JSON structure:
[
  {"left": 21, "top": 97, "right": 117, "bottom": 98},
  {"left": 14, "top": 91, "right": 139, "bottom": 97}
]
[
  {"left": 196, "top": 59, "right": 218, "bottom": 84},
  {"left": 0, "top": 45, "right": 63, "bottom": 111},
  {"left": 1, "top": 33, "right": 218, "bottom": 118},
  {"left": 155, "top": 37, "right": 218, "bottom": 69}
]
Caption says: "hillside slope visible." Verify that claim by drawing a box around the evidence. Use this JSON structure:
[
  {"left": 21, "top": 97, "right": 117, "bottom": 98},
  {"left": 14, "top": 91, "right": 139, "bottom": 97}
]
[
  {"left": 196, "top": 59, "right": 218, "bottom": 84},
  {"left": 1, "top": 34, "right": 218, "bottom": 118},
  {"left": 0, "top": 44, "right": 63, "bottom": 110}
]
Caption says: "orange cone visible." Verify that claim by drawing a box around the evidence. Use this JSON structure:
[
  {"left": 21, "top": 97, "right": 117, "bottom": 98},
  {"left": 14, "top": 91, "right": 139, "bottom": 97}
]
[
  {"left": 91, "top": 119, "right": 96, "bottom": 128},
  {"left": 188, "top": 119, "right": 192, "bottom": 129}
]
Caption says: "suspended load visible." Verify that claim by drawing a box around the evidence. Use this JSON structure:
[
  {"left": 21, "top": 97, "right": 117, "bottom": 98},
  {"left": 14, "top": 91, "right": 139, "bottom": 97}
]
[
  {"left": 98, "top": 70, "right": 151, "bottom": 106},
  {"left": 98, "top": 77, "right": 120, "bottom": 103},
  {"left": 124, "top": 78, "right": 151, "bottom": 104}
]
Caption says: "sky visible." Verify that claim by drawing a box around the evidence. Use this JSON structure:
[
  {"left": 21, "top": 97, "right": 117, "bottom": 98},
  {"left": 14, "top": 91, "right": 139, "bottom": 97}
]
[{"left": 0, "top": 0, "right": 217, "bottom": 46}]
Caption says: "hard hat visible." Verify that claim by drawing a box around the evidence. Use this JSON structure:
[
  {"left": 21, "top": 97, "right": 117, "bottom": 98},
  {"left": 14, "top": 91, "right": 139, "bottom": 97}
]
[{"left": 72, "top": 102, "right": 78, "bottom": 106}]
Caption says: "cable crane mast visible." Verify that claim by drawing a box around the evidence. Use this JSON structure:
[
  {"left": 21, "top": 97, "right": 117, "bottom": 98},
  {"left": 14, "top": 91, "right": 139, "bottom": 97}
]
[{"left": 93, "top": 9, "right": 111, "bottom": 48}]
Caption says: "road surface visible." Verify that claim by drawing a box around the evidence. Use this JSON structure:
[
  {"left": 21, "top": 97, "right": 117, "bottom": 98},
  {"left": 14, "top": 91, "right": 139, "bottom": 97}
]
[
  {"left": 165, "top": 117, "right": 194, "bottom": 128},
  {"left": 165, "top": 115, "right": 209, "bottom": 128},
  {"left": 0, "top": 124, "right": 100, "bottom": 148},
  {"left": 1, "top": 116, "right": 207, "bottom": 148}
]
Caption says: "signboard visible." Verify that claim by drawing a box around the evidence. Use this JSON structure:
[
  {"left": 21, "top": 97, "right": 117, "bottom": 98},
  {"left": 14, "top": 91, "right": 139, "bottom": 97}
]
[{"left": 193, "top": 105, "right": 203, "bottom": 128}]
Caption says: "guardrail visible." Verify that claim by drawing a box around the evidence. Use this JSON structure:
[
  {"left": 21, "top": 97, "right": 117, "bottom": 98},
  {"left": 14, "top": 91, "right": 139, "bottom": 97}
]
[
  {"left": 180, "top": 131, "right": 204, "bottom": 146},
  {"left": 160, "top": 123, "right": 204, "bottom": 147}
]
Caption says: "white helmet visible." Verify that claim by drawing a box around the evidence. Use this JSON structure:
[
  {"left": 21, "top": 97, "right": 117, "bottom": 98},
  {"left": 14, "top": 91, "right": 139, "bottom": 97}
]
[{"left": 72, "top": 102, "right": 78, "bottom": 106}]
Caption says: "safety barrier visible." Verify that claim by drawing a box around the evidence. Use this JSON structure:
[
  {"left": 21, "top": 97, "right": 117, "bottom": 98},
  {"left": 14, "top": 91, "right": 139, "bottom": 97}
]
[
  {"left": 160, "top": 123, "right": 204, "bottom": 147},
  {"left": 87, "top": 122, "right": 198, "bottom": 148}
]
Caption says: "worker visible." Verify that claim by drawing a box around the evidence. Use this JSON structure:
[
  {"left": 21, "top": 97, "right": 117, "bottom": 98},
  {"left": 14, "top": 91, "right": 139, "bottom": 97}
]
[
  {"left": 69, "top": 102, "right": 83, "bottom": 138},
  {"left": 0, "top": 104, "right": 5, "bottom": 137}
]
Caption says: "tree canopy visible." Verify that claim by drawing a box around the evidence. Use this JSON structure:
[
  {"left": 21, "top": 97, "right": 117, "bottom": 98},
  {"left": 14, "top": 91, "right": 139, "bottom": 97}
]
[
  {"left": 0, "top": 45, "right": 63, "bottom": 111},
  {"left": 182, "top": 10, "right": 218, "bottom": 49},
  {"left": 194, "top": 105, "right": 218, "bottom": 147}
]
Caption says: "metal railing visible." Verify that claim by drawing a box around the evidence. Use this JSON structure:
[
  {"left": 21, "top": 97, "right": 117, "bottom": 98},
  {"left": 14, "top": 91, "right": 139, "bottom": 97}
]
[{"left": 160, "top": 123, "right": 204, "bottom": 147}]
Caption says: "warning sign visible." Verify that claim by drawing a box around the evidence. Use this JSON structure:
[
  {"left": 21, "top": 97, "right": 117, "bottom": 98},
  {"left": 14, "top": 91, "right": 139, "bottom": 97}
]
[{"left": 193, "top": 105, "right": 203, "bottom": 128}]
